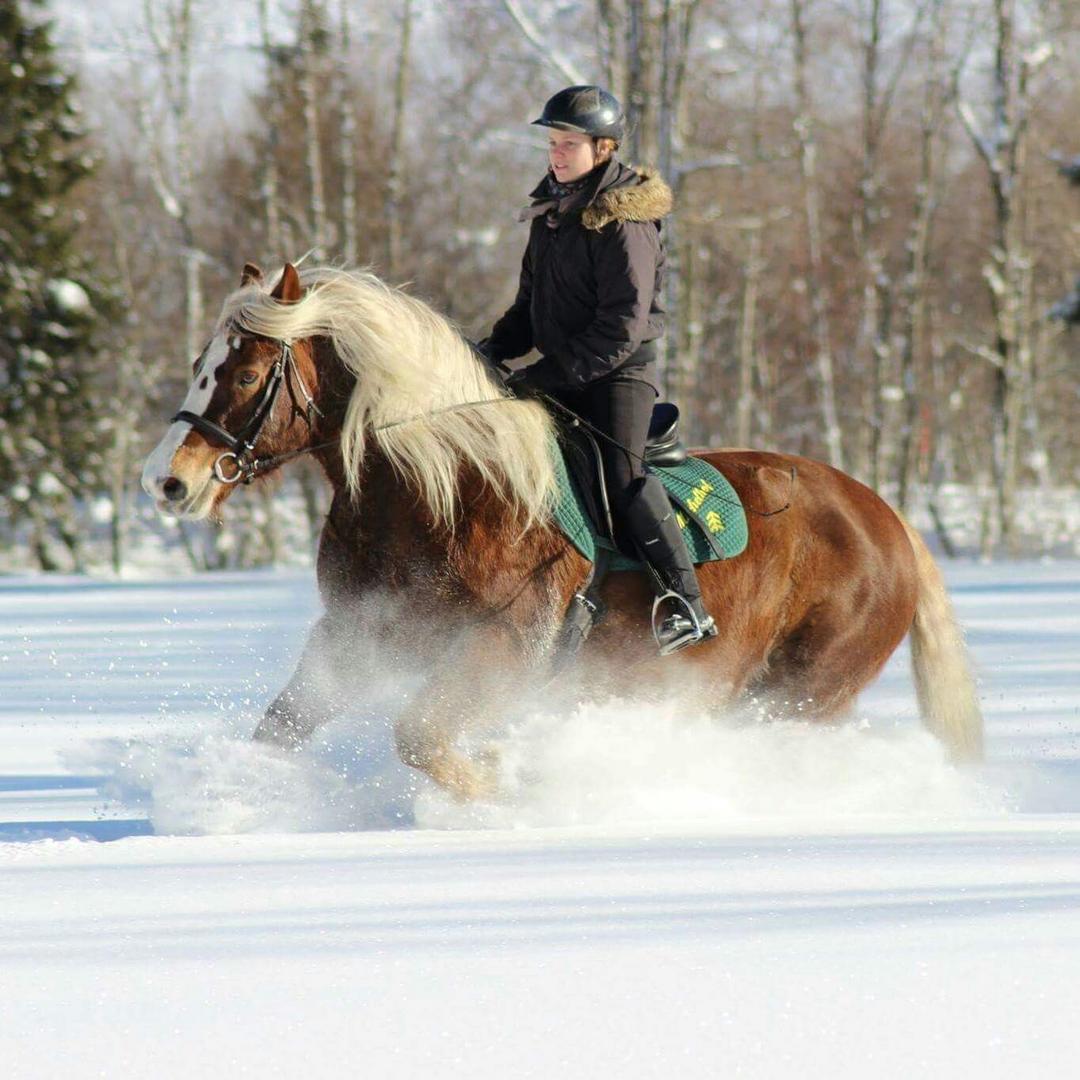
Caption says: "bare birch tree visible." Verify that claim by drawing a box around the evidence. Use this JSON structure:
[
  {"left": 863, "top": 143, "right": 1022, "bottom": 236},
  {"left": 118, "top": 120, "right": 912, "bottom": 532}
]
[
  {"left": 790, "top": 0, "right": 845, "bottom": 468},
  {"left": 338, "top": 0, "right": 359, "bottom": 266},
  {"left": 852, "top": 1, "right": 927, "bottom": 487},
  {"left": 257, "top": 0, "right": 285, "bottom": 256},
  {"left": 596, "top": 0, "right": 625, "bottom": 91},
  {"left": 727, "top": 210, "right": 788, "bottom": 446},
  {"left": 299, "top": 0, "right": 329, "bottom": 258},
  {"left": 955, "top": 0, "right": 1054, "bottom": 552},
  {"left": 736, "top": 221, "right": 764, "bottom": 447},
  {"left": 895, "top": 0, "right": 954, "bottom": 512},
  {"left": 385, "top": 0, "right": 414, "bottom": 279},
  {"left": 138, "top": 0, "right": 204, "bottom": 362}
]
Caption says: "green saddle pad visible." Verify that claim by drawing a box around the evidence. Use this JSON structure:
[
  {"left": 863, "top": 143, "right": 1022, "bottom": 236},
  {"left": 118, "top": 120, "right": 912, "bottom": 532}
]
[{"left": 551, "top": 446, "right": 749, "bottom": 569}]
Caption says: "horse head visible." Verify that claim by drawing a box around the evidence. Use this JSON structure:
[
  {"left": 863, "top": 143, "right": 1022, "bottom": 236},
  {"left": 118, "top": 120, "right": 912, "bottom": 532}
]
[{"left": 141, "top": 262, "right": 327, "bottom": 519}]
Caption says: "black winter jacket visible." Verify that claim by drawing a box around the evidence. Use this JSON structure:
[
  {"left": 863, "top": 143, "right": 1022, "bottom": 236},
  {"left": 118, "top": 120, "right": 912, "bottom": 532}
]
[{"left": 485, "top": 159, "right": 672, "bottom": 390}]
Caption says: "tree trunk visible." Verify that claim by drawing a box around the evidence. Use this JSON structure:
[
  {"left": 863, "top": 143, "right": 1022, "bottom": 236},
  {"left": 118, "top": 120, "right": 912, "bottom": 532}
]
[
  {"left": 300, "top": 0, "right": 328, "bottom": 259},
  {"left": 595, "top": 0, "right": 623, "bottom": 94},
  {"left": 736, "top": 225, "right": 762, "bottom": 446},
  {"left": 140, "top": 0, "right": 204, "bottom": 364},
  {"left": 338, "top": 0, "right": 358, "bottom": 266},
  {"left": 385, "top": 0, "right": 414, "bottom": 279},
  {"left": 896, "top": 22, "right": 945, "bottom": 510},
  {"left": 956, "top": 0, "right": 1053, "bottom": 553},
  {"left": 853, "top": 0, "right": 885, "bottom": 485},
  {"left": 624, "top": 0, "right": 646, "bottom": 163},
  {"left": 257, "top": 0, "right": 284, "bottom": 256},
  {"left": 790, "top": 0, "right": 844, "bottom": 469}
]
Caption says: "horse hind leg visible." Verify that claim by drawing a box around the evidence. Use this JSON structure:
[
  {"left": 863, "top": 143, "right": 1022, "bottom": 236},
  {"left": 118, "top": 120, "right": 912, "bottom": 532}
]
[{"left": 752, "top": 609, "right": 892, "bottom": 723}]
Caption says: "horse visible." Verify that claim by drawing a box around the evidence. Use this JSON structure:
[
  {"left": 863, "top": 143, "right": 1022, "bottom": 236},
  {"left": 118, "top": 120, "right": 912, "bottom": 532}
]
[{"left": 141, "top": 262, "right": 983, "bottom": 800}]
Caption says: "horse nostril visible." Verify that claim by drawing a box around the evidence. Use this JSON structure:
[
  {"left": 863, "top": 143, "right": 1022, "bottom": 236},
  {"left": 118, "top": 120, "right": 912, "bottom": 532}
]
[{"left": 162, "top": 477, "right": 187, "bottom": 502}]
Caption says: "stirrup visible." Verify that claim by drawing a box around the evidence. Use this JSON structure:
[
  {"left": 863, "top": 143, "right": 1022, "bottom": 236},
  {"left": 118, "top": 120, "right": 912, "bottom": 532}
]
[{"left": 651, "top": 591, "right": 717, "bottom": 656}]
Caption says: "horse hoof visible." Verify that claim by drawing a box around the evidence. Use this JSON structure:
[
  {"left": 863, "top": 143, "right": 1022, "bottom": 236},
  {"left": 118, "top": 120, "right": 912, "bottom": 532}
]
[{"left": 422, "top": 748, "right": 500, "bottom": 803}]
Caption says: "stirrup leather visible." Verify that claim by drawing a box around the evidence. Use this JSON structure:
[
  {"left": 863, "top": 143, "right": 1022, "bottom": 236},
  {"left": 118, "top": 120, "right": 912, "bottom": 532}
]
[{"left": 651, "top": 591, "right": 717, "bottom": 656}]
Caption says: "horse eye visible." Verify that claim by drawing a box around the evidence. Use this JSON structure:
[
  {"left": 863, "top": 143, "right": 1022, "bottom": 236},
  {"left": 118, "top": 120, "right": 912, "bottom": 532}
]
[{"left": 238, "top": 370, "right": 259, "bottom": 386}]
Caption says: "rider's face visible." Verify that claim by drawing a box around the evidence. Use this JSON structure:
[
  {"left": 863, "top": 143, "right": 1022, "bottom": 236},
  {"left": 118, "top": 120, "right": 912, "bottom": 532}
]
[{"left": 547, "top": 131, "right": 597, "bottom": 183}]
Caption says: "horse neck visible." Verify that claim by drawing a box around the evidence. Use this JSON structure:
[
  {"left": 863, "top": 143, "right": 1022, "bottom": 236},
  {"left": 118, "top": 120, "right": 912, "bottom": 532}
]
[
  {"left": 305, "top": 336, "right": 354, "bottom": 491},
  {"left": 334, "top": 449, "right": 501, "bottom": 553}
]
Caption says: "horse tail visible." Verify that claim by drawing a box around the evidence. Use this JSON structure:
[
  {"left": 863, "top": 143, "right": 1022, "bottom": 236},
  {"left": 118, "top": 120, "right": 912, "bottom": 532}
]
[{"left": 901, "top": 519, "right": 984, "bottom": 762}]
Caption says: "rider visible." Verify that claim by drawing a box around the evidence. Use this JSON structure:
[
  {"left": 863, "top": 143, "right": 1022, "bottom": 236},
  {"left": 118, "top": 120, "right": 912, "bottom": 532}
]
[{"left": 479, "top": 85, "right": 716, "bottom": 654}]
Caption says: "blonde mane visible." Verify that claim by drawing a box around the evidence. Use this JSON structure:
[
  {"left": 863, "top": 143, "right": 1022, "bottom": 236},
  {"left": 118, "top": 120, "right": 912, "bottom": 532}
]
[{"left": 216, "top": 266, "right": 557, "bottom": 528}]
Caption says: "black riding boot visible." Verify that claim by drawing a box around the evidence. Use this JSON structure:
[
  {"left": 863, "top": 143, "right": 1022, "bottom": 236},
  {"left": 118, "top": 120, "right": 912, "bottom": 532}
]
[{"left": 624, "top": 475, "right": 718, "bottom": 655}]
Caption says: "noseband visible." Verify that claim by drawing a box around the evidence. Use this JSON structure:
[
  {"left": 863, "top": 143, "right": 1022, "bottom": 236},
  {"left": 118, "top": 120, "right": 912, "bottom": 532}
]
[{"left": 171, "top": 336, "right": 322, "bottom": 484}]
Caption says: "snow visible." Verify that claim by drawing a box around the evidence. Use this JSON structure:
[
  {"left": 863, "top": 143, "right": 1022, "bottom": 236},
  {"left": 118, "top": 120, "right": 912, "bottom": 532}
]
[
  {"left": 45, "top": 278, "right": 91, "bottom": 316},
  {"left": 88, "top": 495, "right": 113, "bottom": 524},
  {"left": 34, "top": 471, "right": 64, "bottom": 497},
  {"left": 2, "top": 560, "right": 1079, "bottom": 1077}
]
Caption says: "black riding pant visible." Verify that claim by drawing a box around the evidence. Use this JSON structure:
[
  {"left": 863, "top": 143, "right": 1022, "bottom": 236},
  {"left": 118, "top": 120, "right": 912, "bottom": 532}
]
[
  {"left": 552, "top": 373, "right": 706, "bottom": 607},
  {"left": 551, "top": 373, "right": 656, "bottom": 517}
]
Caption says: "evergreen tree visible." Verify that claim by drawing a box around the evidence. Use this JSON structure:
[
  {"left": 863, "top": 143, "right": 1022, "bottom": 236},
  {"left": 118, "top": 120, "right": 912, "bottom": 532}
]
[{"left": 0, "top": 0, "right": 114, "bottom": 570}]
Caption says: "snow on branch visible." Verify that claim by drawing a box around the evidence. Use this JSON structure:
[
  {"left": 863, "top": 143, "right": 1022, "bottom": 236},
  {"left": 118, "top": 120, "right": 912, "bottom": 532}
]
[
  {"left": 673, "top": 153, "right": 743, "bottom": 179},
  {"left": 955, "top": 338, "right": 1005, "bottom": 368},
  {"left": 500, "top": 0, "right": 586, "bottom": 86},
  {"left": 956, "top": 99, "right": 996, "bottom": 172},
  {"left": 1022, "top": 42, "right": 1053, "bottom": 72}
]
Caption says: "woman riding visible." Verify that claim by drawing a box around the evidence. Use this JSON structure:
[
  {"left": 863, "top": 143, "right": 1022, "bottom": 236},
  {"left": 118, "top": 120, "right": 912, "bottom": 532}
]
[{"left": 480, "top": 85, "right": 716, "bottom": 654}]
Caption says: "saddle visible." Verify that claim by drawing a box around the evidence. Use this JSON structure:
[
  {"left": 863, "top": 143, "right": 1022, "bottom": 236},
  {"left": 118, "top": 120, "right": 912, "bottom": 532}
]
[
  {"left": 549, "top": 401, "right": 748, "bottom": 671},
  {"left": 558, "top": 401, "right": 693, "bottom": 556}
]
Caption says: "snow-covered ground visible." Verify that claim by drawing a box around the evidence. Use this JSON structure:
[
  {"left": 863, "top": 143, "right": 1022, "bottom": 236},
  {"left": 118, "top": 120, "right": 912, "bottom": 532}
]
[{"left": 2, "top": 560, "right": 1079, "bottom": 1078}]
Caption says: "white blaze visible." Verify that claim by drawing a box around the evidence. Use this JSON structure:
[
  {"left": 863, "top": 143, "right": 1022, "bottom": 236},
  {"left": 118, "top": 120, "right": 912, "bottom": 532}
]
[{"left": 141, "top": 333, "right": 231, "bottom": 497}]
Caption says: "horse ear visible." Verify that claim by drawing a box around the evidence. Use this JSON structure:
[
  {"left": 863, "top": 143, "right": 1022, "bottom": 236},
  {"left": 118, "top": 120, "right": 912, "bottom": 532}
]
[
  {"left": 271, "top": 263, "right": 302, "bottom": 304},
  {"left": 241, "top": 262, "right": 264, "bottom": 287}
]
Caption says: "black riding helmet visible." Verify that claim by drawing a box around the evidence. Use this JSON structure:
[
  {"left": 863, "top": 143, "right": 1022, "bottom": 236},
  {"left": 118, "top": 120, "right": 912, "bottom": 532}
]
[{"left": 532, "top": 85, "right": 625, "bottom": 142}]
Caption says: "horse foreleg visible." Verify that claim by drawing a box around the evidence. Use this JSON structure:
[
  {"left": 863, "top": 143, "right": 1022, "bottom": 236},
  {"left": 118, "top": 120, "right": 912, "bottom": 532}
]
[
  {"left": 253, "top": 615, "right": 348, "bottom": 750},
  {"left": 393, "top": 625, "right": 527, "bottom": 801}
]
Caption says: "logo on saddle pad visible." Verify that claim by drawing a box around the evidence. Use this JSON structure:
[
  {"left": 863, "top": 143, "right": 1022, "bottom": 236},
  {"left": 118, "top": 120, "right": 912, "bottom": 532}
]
[
  {"left": 553, "top": 449, "right": 748, "bottom": 567},
  {"left": 687, "top": 478, "right": 713, "bottom": 512},
  {"left": 676, "top": 480, "right": 726, "bottom": 536}
]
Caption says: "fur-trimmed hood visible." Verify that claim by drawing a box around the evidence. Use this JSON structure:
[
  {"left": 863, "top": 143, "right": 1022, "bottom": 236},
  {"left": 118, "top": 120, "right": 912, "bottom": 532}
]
[
  {"left": 581, "top": 166, "right": 674, "bottom": 231},
  {"left": 525, "top": 161, "right": 674, "bottom": 231}
]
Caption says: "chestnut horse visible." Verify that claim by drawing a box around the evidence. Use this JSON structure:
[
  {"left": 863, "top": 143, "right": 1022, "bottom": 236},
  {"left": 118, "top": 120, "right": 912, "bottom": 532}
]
[{"left": 142, "top": 263, "right": 982, "bottom": 799}]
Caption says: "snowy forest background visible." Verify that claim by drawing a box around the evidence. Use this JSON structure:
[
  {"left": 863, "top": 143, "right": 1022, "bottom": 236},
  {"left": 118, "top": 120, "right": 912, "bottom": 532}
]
[{"left": 2, "top": 0, "right": 1078, "bottom": 574}]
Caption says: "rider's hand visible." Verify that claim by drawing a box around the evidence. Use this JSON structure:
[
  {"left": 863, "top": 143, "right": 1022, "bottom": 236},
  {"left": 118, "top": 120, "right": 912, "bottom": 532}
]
[
  {"left": 511, "top": 361, "right": 562, "bottom": 398},
  {"left": 504, "top": 370, "right": 537, "bottom": 398},
  {"left": 470, "top": 337, "right": 494, "bottom": 361}
]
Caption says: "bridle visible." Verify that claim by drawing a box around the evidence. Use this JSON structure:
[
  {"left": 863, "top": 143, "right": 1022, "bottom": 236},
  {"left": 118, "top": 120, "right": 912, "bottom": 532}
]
[
  {"left": 168, "top": 331, "right": 520, "bottom": 489},
  {"left": 166, "top": 335, "right": 793, "bottom": 520},
  {"left": 171, "top": 334, "right": 324, "bottom": 485}
]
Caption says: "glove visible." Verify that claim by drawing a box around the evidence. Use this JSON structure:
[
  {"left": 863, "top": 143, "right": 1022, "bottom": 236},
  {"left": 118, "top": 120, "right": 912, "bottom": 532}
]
[
  {"left": 470, "top": 337, "right": 494, "bottom": 361},
  {"left": 468, "top": 339, "right": 515, "bottom": 388},
  {"left": 512, "top": 360, "right": 564, "bottom": 397},
  {"left": 504, "top": 369, "right": 540, "bottom": 398}
]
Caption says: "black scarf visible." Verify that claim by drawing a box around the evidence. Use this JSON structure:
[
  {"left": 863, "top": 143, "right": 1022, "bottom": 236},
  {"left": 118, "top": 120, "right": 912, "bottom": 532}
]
[
  {"left": 545, "top": 174, "right": 590, "bottom": 199},
  {"left": 517, "top": 161, "right": 616, "bottom": 226}
]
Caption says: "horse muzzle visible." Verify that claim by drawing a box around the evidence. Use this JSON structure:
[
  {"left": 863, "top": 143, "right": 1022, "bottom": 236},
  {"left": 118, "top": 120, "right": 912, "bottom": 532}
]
[{"left": 142, "top": 449, "right": 218, "bottom": 520}]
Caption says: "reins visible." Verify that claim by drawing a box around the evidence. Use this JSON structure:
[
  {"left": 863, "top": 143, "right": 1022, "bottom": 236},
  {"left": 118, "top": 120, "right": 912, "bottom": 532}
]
[
  {"left": 184, "top": 336, "right": 791, "bottom": 519},
  {"left": 207, "top": 396, "right": 523, "bottom": 485},
  {"left": 534, "top": 392, "right": 794, "bottom": 519}
]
